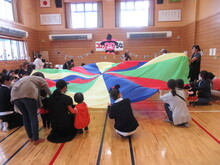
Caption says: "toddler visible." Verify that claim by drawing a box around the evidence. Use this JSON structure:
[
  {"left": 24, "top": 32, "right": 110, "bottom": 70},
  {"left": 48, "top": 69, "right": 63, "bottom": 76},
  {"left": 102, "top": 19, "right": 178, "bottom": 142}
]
[
  {"left": 39, "top": 89, "right": 50, "bottom": 128},
  {"left": 68, "top": 92, "right": 90, "bottom": 133}
]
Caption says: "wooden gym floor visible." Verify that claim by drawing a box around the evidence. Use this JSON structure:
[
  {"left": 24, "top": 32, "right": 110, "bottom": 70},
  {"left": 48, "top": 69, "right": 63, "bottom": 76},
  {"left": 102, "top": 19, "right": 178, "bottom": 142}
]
[{"left": 1, "top": 94, "right": 220, "bottom": 165}]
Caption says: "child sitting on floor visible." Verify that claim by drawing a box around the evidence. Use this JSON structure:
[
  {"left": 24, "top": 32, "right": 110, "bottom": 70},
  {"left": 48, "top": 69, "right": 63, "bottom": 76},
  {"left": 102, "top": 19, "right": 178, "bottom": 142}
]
[
  {"left": 68, "top": 92, "right": 90, "bottom": 133},
  {"left": 39, "top": 89, "right": 50, "bottom": 128},
  {"left": 159, "top": 79, "right": 191, "bottom": 127},
  {"left": 108, "top": 84, "right": 139, "bottom": 137}
]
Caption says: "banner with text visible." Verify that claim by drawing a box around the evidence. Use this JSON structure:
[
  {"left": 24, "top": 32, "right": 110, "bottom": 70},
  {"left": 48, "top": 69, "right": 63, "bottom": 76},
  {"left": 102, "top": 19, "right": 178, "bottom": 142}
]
[{"left": 95, "top": 41, "right": 124, "bottom": 51}]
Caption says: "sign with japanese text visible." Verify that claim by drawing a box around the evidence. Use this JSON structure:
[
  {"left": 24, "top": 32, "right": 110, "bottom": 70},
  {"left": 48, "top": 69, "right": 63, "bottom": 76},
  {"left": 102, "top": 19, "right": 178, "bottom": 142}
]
[{"left": 95, "top": 41, "right": 124, "bottom": 51}]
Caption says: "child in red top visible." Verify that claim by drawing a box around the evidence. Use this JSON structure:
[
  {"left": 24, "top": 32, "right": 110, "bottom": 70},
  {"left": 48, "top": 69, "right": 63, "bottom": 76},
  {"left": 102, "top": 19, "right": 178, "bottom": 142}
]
[{"left": 68, "top": 92, "right": 90, "bottom": 133}]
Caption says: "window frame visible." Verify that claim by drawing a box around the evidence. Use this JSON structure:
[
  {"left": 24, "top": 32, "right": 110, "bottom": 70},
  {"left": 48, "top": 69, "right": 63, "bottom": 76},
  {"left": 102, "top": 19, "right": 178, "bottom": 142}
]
[
  {"left": 0, "top": 0, "right": 19, "bottom": 22},
  {"left": 0, "top": 38, "right": 28, "bottom": 61},
  {"left": 115, "top": 0, "right": 154, "bottom": 27},
  {"left": 65, "top": 1, "right": 103, "bottom": 29}
]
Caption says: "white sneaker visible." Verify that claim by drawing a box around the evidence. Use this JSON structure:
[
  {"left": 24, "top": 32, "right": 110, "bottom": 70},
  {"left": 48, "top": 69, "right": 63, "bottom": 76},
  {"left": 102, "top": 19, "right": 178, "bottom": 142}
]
[
  {"left": 2, "top": 122, "right": 9, "bottom": 131},
  {"left": 0, "top": 119, "right": 3, "bottom": 130}
]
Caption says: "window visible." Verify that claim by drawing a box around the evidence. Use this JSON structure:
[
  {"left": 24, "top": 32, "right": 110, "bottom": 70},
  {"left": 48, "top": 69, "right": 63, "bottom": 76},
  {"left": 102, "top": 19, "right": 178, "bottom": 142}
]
[
  {"left": 0, "top": 0, "right": 18, "bottom": 22},
  {"left": 116, "top": 0, "right": 154, "bottom": 27},
  {"left": 66, "top": 2, "right": 103, "bottom": 28},
  {"left": 0, "top": 39, "right": 28, "bottom": 61}
]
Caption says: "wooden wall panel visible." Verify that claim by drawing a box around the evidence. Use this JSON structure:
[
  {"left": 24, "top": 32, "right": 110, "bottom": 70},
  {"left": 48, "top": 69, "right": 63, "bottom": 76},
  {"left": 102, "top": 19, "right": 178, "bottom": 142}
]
[
  {"left": 37, "top": 0, "right": 185, "bottom": 31},
  {"left": 39, "top": 27, "right": 182, "bottom": 66},
  {"left": 195, "top": 12, "right": 220, "bottom": 77},
  {"left": 20, "top": 0, "right": 38, "bottom": 29},
  {"left": 181, "top": 22, "right": 196, "bottom": 54},
  {"left": 155, "top": 0, "right": 183, "bottom": 27},
  {"left": 197, "top": 0, "right": 220, "bottom": 21},
  {"left": 182, "top": 12, "right": 220, "bottom": 78},
  {"left": 181, "top": 0, "right": 196, "bottom": 26}
]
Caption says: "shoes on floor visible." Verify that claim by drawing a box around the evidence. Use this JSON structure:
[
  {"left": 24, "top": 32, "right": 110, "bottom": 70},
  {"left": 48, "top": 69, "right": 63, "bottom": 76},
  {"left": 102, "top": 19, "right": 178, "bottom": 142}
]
[
  {"left": 2, "top": 122, "right": 9, "bottom": 131},
  {"left": 34, "top": 138, "right": 45, "bottom": 145},
  {"left": 78, "top": 129, "right": 83, "bottom": 134},
  {"left": 183, "top": 123, "right": 190, "bottom": 128},
  {"left": 164, "top": 119, "right": 172, "bottom": 123},
  {"left": 189, "top": 102, "right": 195, "bottom": 107},
  {"left": 84, "top": 127, "right": 89, "bottom": 132}
]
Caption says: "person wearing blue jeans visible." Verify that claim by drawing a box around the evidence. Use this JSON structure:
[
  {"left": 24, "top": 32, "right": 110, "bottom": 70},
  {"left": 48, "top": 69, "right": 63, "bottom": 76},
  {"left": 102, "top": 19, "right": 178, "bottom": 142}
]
[
  {"left": 164, "top": 103, "right": 173, "bottom": 122},
  {"left": 11, "top": 72, "right": 51, "bottom": 145},
  {"left": 14, "top": 99, "right": 39, "bottom": 140},
  {"left": 159, "top": 79, "right": 191, "bottom": 127}
]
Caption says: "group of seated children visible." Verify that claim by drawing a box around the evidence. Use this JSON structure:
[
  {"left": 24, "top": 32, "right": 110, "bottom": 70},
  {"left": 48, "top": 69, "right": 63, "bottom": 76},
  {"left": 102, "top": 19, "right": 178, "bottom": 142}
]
[{"left": 1, "top": 65, "right": 219, "bottom": 142}]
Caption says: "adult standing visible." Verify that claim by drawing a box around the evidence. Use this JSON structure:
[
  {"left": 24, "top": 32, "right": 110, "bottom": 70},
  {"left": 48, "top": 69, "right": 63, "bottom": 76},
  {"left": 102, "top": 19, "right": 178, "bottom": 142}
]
[
  {"left": 11, "top": 72, "right": 51, "bottom": 145},
  {"left": 121, "top": 50, "right": 132, "bottom": 61},
  {"left": 121, "top": 53, "right": 131, "bottom": 61},
  {"left": 0, "top": 74, "right": 23, "bottom": 131},
  {"left": 47, "top": 79, "right": 77, "bottom": 143},
  {"left": 33, "top": 54, "right": 44, "bottom": 70},
  {"left": 188, "top": 45, "right": 202, "bottom": 82}
]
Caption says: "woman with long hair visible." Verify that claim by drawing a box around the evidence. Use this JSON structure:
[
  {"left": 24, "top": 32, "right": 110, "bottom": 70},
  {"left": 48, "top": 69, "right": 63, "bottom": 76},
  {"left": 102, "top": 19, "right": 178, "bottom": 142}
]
[{"left": 47, "top": 79, "right": 77, "bottom": 143}]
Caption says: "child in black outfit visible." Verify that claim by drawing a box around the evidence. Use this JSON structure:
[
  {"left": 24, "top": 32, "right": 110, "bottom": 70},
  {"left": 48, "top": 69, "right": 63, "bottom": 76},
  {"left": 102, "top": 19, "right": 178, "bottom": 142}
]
[
  {"left": 108, "top": 84, "right": 139, "bottom": 137},
  {"left": 39, "top": 89, "right": 50, "bottom": 128}
]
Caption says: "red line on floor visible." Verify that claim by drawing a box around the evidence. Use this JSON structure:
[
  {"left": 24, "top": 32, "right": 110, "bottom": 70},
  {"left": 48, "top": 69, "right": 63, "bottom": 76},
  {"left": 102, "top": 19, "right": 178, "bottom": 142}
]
[
  {"left": 192, "top": 118, "right": 220, "bottom": 144},
  {"left": 49, "top": 143, "right": 65, "bottom": 165}
]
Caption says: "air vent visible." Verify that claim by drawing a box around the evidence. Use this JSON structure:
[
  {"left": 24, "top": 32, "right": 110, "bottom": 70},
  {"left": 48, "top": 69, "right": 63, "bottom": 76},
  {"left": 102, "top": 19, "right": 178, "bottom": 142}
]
[
  {"left": 49, "top": 33, "right": 93, "bottom": 41},
  {"left": 0, "top": 26, "right": 28, "bottom": 38},
  {"left": 127, "top": 31, "right": 172, "bottom": 39}
]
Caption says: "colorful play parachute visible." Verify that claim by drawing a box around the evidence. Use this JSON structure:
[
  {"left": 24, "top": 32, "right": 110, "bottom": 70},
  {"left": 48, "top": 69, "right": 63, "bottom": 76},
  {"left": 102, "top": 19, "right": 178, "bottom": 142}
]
[{"left": 35, "top": 53, "right": 189, "bottom": 108}]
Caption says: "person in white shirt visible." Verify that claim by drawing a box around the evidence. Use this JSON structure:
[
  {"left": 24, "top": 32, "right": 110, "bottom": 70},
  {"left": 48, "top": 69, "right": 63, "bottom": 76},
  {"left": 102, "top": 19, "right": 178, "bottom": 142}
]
[
  {"left": 159, "top": 79, "right": 191, "bottom": 127},
  {"left": 33, "top": 54, "right": 44, "bottom": 70}
]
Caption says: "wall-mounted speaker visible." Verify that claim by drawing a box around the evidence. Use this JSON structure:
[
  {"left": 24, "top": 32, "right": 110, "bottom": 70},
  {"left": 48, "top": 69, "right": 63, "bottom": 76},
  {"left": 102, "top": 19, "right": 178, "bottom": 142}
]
[
  {"left": 55, "top": 0, "right": 62, "bottom": 8},
  {"left": 157, "top": 0, "right": 163, "bottom": 4}
]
